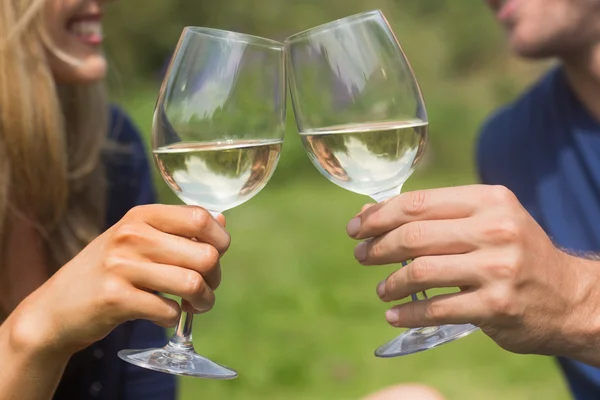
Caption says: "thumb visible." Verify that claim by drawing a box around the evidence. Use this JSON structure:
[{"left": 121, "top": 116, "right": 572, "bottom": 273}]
[{"left": 214, "top": 213, "right": 226, "bottom": 227}]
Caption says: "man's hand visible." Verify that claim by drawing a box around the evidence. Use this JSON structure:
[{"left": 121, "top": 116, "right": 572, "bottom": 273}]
[{"left": 347, "top": 185, "right": 600, "bottom": 363}]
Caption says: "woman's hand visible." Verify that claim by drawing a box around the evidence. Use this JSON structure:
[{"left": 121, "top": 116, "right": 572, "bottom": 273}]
[
  {"left": 347, "top": 185, "right": 600, "bottom": 362},
  {"left": 7, "top": 204, "right": 230, "bottom": 356}
]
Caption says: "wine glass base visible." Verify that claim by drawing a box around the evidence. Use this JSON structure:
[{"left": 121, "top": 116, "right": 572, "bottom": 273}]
[
  {"left": 375, "top": 324, "right": 479, "bottom": 358},
  {"left": 118, "top": 345, "right": 238, "bottom": 379}
]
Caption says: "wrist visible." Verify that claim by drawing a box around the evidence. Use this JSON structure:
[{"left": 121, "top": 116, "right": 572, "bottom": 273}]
[
  {"left": 3, "top": 301, "right": 73, "bottom": 362},
  {"left": 557, "top": 254, "right": 600, "bottom": 365}
]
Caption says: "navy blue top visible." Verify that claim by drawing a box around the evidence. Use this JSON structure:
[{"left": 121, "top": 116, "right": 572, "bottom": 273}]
[
  {"left": 53, "top": 107, "right": 176, "bottom": 400},
  {"left": 477, "top": 67, "right": 600, "bottom": 400}
]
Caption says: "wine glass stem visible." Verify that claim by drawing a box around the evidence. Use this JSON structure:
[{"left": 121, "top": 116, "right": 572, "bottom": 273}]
[
  {"left": 370, "top": 188, "right": 402, "bottom": 204},
  {"left": 372, "top": 190, "right": 428, "bottom": 303},
  {"left": 168, "top": 301, "right": 194, "bottom": 350},
  {"left": 167, "top": 210, "right": 221, "bottom": 350}
]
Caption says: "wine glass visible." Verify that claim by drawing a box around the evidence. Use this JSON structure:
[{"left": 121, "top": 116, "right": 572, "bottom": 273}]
[
  {"left": 285, "top": 10, "right": 478, "bottom": 357},
  {"left": 117, "top": 27, "right": 286, "bottom": 378}
]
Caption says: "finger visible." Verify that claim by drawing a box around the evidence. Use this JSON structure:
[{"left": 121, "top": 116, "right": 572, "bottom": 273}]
[
  {"left": 355, "top": 219, "right": 476, "bottom": 265},
  {"left": 360, "top": 203, "right": 376, "bottom": 213},
  {"left": 215, "top": 214, "right": 227, "bottom": 227},
  {"left": 347, "top": 185, "right": 491, "bottom": 239},
  {"left": 112, "top": 224, "right": 222, "bottom": 289},
  {"left": 377, "top": 255, "right": 482, "bottom": 302},
  {"left": 126, "top": 204, "right": 230, "bottom": 253},
  {"left": 118, "top": 261, "right": 217, "bottom": 312},
  {"left": 128, "top": 291, "right": 182, "bottom": 328},
  {"left": 384, "top": 291, "right": 483, "bottom": 328},
  {"left": 180, "top": 299, "right": 207, "bottom": 314},
  {"left": 347, "top": 204, "right": 375, "bottom": 234},
  {"left": 150, "top": 236, "right": 222, "bottom": 289}
]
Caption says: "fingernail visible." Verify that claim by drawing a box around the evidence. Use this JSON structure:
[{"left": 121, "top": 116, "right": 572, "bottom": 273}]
[
  {"left": 385, "top": 309, "right": 400, "bottom": 324},
  {"left": 355, "top": 242, "right": 367, "bottom": 262},
  {"left": 347, "top": 217, "right": 361, "bottom": 237},
  {"left": 376, "top": 280, "right": 386, "bottom": 298}
]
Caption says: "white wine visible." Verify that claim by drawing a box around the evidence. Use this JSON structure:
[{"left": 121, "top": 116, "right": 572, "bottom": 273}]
[
  {"left": 153, "top": 139, "right": 282, "bottom": 212},
  {"left": 300, "top": 120, "right": 427, "bottom": 200}
]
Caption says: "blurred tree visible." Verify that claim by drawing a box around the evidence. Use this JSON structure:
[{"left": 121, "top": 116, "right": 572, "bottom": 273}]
[{"left": 105, "top": 0, "right": 539, "bottom": 180}]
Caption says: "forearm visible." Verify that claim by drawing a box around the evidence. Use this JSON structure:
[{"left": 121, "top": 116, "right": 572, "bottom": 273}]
[{"left": 0, "top": 314, "right": 71, "bottom": 400}]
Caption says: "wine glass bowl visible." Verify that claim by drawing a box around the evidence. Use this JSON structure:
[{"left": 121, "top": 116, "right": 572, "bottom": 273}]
[
  {"left": 117, "top": 27, "right": 286, "bottom": 378},
  {"left": 152, "top": 27, "right": 285, "bottom": 215},
  {"left": 299, "top": 121, "right": 427, "bottom": 201},
  {"left": 286, "top": 10, "right": 428, "bottom": 201},
  {"left": 286, "top": 10, "right": 478, "bottom": 357}
]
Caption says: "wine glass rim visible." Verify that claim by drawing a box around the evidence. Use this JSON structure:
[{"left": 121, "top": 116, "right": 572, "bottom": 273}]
[
  {"left": 183, "top": 27, "right": 284, "bottom": 50},
  {"left": 285, "top": 9, "right": 382, "bottom": 44}
]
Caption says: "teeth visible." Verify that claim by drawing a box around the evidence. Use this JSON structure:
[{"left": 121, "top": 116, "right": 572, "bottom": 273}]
[{"left": 70, "top": 21, "right": 102, "bottom": 37}]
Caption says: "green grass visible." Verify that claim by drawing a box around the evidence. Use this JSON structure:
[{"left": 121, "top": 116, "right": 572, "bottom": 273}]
[
  {"left": 175, "top": 180, "right": 570, "bottom": 400},
  {"left": 119, "top": 91, "right": 571, "bottom": 400}
]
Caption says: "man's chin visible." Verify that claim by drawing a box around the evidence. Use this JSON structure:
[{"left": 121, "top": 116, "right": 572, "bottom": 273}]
[{"left": 508, "top": 36, "right": 559, "bottom": 60}]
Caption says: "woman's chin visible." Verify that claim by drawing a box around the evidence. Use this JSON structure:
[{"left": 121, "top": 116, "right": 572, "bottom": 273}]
[{"left": 50, "top": 54, "right": 107, "bottom": 85}]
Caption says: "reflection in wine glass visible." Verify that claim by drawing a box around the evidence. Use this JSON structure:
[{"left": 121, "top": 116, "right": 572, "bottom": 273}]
[
  {"left": 240, "top": 144, "right": 278, "bottom": 195},
  {"left": 154, "top": 139, "right": 282, "bottom": 211},
  {"left": 156, "top": 152, "right": 183, "bottom": 192},
  {"left": 304, "top": 136, "right": 349, "bottom": 182}
]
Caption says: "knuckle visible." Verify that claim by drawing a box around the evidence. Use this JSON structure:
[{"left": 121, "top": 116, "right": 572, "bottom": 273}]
[
  {"left": 367, "top": 239, "right": 384, "bottom": 262},
  {"left": 402, "top": 222, "right": 425, "bottom": 249},
  {"left": 400, "top": 190, "right": 427, "bottom": 217},
  {"left": 112, "top": 222, "right": 147, "bottom": 245},
  {"left": 103, "top": 255, "right": 130, "bottom": 273},
  {"left": 164, "top": 303, "right": 181, "bottom": 325},
  {"left": 404, "top": 304, "right": 420, "bottom": 326},
  {"left": 410, "top": 190, "right": 428, "bottom": 216},
  {"left": 367, "top": 240, "right": 378, "bottom": 261},
  {"left": 424, "top": 300, "right": 446, "bottom": 324},
  {"left": 99, "top": 277, "right": 128, "bottom": 310},
  {"left": 385, "top": 273, "right": 398, "bottom": 296},
  {"left": 407, "top": 258, "right": 429, "bottom": 284},
  {"left": 488, "top": 263, "right": 516, "bottom": 281},
  {"left": 154, "top": 298, "right": 180, "bottom": 327},
  {"left": 486, "top": 253, "right": 520, "bottom": 280},
  {"left": 190, "top": 207, "right": 210, "bottom": 231},
  {"left": 487, "top": 216, "right": 521, "bottom": 243},
  {"left": 486, "top": 289, "right": 520, "bottom": 319},
  {"left": 487, "top": 185, "right": 517, "bottom": 205},
  {"left": 204, "top": 245, "right": 220, "bottom": 266},
  {"left": 183, "top": 272, "right": 205, "bottom": 297}
]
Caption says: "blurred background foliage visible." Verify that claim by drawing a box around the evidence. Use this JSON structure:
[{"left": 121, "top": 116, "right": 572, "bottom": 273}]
[
  {"left": 103, "top": 0, "right": 565, "bottom": 399},
  {"left": 104, "top": 0, "right": 548, "bottom": 183}
]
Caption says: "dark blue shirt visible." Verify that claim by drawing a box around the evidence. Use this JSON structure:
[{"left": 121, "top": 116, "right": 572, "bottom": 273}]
[
  {"left": 477, "top": 67, "right": 600, "bottom": 400},
  {"left": 53, "top": 107, "right": 176, "bottom": 400}
]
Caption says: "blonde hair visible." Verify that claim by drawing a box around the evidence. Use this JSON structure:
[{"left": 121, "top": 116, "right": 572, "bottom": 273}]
[{"left": 0, "top": 0, "right": 107, "bottom": 282}]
